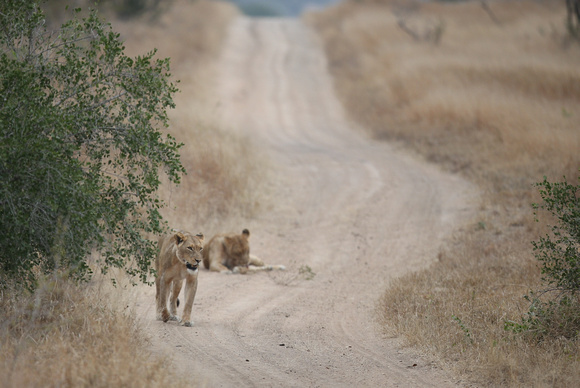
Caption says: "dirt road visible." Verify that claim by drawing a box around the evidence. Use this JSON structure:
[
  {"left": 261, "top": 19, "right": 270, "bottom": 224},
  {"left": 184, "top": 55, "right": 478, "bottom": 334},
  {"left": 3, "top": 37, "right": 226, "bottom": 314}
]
[{"left": 137, "top": 17, "right": 476, "bottom": 387}]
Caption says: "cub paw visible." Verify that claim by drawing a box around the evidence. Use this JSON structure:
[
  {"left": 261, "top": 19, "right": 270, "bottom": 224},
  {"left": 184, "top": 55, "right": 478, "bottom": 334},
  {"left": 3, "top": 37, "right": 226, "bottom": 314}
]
[{"left": 182, "top": 321, "right": 194, "bottom": 327}]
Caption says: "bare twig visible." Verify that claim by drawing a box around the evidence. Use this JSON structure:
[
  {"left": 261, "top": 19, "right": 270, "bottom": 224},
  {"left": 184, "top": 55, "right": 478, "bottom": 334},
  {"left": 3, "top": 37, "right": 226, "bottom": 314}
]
[
  {"left": 396, "top": 19, "right": 420, "bottom": 41},
  {"left": 480, "top": 0, "right": 501, "bottom": 26}
]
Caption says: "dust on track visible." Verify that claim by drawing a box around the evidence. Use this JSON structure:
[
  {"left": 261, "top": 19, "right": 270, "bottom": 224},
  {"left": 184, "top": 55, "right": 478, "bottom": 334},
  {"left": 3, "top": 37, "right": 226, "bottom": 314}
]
[{"left": 135, "top": 17, "right": 476, "bottom": 387}]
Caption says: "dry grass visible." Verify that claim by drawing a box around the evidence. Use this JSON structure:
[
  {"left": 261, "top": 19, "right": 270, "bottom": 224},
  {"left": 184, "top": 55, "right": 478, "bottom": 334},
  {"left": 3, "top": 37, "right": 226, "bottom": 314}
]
[
  {"left": 0, "top": 272, "right": 187, "bottom": 388},
  {"left": 308, "top": 0, "right": 580, "bottom": 386},
  {"left": 114, "top": 0, "right": 269, "bottom": 236},
  {"left": 1, "top": 1, "right": 261, "bottom": 387}
]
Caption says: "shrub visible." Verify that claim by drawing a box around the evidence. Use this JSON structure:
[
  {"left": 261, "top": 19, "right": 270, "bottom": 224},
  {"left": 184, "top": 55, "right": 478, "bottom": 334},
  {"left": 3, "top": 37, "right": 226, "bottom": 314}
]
[
  {"left": 508, "top": 172, "right": 580, "bottom": 338},
  {"left": 533, "top": 173, "right": 580, "bottom": 296},
  {"left": 0, "top": 1, "right": 182, "bottom": 287}
]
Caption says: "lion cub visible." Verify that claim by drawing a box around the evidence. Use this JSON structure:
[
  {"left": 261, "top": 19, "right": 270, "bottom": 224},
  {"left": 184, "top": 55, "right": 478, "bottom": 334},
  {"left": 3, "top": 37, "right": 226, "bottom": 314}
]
[
  {"left": 203, "top": 229, "right": 285, "bottom": 274},
  {"left": 155, "top": 231, "right": 204, "bottom": 327}
]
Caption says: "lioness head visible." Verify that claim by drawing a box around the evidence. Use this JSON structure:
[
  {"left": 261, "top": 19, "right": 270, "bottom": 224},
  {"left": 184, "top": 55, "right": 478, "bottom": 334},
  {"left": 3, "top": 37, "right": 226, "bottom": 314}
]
[
  {"left": 174, "top": 232, "right": 205, "bottom": 274},
  {"left": 225, "top": 229, "right": 251, "bottom": 271}
]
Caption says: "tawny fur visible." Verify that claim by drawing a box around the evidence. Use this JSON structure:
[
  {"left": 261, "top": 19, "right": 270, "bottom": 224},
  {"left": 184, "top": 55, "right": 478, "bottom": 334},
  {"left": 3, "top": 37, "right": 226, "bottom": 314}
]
[
  {"left": 155, "top": 231, "right": 204, "bottom": 327},
  {"left": 202, "top": 229, "right": 286, "bottom": 274}
]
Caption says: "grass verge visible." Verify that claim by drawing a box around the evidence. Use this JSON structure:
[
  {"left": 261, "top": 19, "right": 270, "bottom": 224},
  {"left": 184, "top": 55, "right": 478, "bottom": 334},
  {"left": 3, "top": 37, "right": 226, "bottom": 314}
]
[{"left": 0, "top": 272, "right": 187, "bottom": 387}]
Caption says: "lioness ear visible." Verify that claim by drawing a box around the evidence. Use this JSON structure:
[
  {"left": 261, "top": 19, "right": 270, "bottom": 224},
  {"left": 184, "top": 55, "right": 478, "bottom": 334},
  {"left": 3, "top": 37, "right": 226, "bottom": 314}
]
[
  {"left": 242, "top": 229, "right": 250, "bottom": 238},
  {"left": 175, "top": 232, "right": 186, "bottom": 245},
  {"left": 195, "top": 232, "right": 204, "bottom": 243}
]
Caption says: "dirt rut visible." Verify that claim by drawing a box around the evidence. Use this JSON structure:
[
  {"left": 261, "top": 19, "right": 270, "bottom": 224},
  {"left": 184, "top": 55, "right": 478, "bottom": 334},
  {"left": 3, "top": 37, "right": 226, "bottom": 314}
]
[{"left": 136, "top": 17, "right": 476, "bottom": 387}]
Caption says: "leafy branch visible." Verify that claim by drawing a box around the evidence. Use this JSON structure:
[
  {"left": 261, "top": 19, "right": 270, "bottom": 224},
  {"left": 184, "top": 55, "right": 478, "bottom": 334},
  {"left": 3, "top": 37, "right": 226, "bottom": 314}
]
[{"left": 0, "top": 1, "right": 184, "bottom": 287}]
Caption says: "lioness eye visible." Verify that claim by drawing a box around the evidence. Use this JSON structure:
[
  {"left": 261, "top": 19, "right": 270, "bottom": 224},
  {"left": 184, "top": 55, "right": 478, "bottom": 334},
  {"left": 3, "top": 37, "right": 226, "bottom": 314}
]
[
  {"left": 187, "top": 247, "right": 193, "bottom": 251},
  {"left": 199, "top": 247, "right": 203, "bottom": 252}
]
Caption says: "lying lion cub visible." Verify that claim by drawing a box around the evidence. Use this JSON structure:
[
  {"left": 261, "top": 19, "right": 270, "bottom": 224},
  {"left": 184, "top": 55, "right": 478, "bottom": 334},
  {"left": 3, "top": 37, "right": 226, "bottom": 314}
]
[
  {"left": 202, "top": 229, "right": 285, "bottom": 274},
  {"left": 155, "top": 231, "right": 204, "bottom": 327}
]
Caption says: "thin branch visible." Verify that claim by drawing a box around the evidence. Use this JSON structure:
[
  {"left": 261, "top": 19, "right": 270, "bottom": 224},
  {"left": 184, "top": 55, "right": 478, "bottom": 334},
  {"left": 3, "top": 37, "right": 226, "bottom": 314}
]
[
  {"left": 86, "top": 91, "right": 128, "bottom": 111},
  {"left": 480, "top": 0, "right": 501, "bottom": 26},
  {"left": 38, "top": 34, "right": 96, "bottom": 57},
  {"left": 396, "top": 19, "right": 420, "bottom": 42}
]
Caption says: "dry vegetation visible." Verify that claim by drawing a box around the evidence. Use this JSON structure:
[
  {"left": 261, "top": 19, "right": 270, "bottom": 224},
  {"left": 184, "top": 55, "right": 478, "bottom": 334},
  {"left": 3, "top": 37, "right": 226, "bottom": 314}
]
[
  {"left": 0, "top": 272, "right": 186, "bottom": 387},
  {"left": 1, "top": 1, "right": 266, "bottom": 386},
  {"left": 112, "top": 0, "right": 268, "bottom": 235},
  {"left": 308, "top": 0, "right": 580, "bottom": 386}
]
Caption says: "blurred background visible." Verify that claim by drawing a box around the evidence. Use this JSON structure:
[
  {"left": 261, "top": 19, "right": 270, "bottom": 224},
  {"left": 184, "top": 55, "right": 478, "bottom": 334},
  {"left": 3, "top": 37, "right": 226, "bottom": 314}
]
[
  {"left": 225, "top": 0, "right": 342, "bottom": 16},
  {"left": 43, "top": 0, "right": 343, "bottom": 19}
]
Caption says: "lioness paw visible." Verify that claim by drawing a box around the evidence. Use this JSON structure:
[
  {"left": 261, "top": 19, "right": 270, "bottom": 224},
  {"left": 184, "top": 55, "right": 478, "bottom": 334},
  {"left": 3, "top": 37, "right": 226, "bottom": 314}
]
[
  {"left": 182, "top": 321, "right": 194, "bottom": 327},
  {"left": 169, "top": 315, "right": 179, "bottom": 322}
]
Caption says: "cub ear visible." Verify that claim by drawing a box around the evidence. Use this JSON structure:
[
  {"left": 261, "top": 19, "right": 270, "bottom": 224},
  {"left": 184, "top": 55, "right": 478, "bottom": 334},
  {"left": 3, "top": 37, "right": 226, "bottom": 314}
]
[
  {"left": 195, "top": 232, "right": 204, "bottom": 243},
  {"left": 175, "top": 232, "right": 186, "bottom": 245},
  {"left": 242, "top": 229, "right": 250, "bottom": 238}
]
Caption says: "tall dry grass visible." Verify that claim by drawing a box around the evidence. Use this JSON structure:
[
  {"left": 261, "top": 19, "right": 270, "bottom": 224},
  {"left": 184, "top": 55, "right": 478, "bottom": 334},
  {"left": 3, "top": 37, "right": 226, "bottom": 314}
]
[
  {"left": 0, "top": 272, "right": 187, "bottom": 388},
  {"left": 1, "top": 1, "right": 259, "bottom": 386},
  {"left": 114, "top": 0, "right": 269, "bottom": 236},
  {"left": 308, "top": 0, "right": 580, "bottom": 386}
]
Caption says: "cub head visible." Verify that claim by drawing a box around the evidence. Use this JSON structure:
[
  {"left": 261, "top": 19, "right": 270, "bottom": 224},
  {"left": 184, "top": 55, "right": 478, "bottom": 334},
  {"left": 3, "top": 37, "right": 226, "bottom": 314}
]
[
  {"left": 225, "top": 229, "right": 251, "bottom": 272},
  {"left": 174, "top": 231, "right": 205, "bottom": 274}
]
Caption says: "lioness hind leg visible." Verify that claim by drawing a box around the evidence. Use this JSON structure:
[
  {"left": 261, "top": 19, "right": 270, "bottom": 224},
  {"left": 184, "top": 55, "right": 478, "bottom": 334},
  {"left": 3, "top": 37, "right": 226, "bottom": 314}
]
[{"left": 169, "top": 279, "right": 183, "bottom": 321}]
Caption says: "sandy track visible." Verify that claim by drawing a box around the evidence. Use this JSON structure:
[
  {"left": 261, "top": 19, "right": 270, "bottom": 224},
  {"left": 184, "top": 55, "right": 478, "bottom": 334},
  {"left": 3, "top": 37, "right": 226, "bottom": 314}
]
[{"left": 136, "top": 17, "right": 476, "bottom": 387}]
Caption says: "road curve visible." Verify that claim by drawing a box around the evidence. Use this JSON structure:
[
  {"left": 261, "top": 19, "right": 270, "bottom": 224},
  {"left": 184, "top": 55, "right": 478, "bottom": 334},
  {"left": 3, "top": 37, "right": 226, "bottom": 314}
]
[{"left": 137, "top": 17, "right": 475, "bottom": 387}]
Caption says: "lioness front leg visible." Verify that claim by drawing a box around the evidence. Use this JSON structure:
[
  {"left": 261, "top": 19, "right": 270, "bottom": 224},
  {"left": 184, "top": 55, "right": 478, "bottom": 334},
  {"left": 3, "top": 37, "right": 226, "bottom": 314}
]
[
  {"left": 249, "top": 254, "right": 264, "bottom": 267},
  {"left": 168, "top": 279, "right": 183, "bottom": 321},
  {"left": 209, "top": 260, "right": 231, "bottom": 273},
  {"left": 155, "top": 277, "right": 171, "bottom": 322},
  {"left": 181, "top": 274, "right": 199, "bottom": 327}
]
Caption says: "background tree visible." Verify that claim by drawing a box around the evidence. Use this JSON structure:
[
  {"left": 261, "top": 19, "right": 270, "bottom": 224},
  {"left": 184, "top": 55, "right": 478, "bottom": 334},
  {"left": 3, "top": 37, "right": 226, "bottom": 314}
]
[
  {"left": 0, "top": 1, "right": 183, "bottom": 287},
  {"left": 567, "top": 0, "right": 580, "bottom": 38}
]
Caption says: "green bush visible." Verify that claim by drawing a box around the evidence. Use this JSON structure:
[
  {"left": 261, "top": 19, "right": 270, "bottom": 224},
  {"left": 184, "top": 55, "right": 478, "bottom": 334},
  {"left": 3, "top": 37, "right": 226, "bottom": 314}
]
[
  {"left": 507, "top": 172, "right": 580, "bottom": 338},
  {"left": 533, "top": 174, "right": 580, "bottom": 296},
  {"left": 0, "top": 1, "right": 183, "bottom": 287}
]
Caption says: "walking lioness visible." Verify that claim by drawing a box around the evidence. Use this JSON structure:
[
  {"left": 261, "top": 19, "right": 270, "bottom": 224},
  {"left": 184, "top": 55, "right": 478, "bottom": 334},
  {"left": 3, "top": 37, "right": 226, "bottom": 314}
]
[
  {"left": 155, "top": 231, "right": 204, "bottom": 327},
  {"left": 203, "top": 229, "right": 285, "bottom": 273}
]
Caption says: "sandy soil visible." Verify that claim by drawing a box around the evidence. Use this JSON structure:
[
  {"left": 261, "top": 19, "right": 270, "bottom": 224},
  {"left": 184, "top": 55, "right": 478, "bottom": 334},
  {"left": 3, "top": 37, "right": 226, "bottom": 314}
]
[{"left": 136, "top": 17, "right": 477, "bottom": 387}]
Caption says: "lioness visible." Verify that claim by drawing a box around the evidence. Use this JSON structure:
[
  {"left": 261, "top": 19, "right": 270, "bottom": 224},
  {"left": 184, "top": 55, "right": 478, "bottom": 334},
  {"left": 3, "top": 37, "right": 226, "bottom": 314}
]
[
  {"left": 203, "top": 229, "right": 285, "bottom": 273},
  {"left": 155, "top": 231, "right": 204, "bottom": 327}
]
